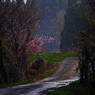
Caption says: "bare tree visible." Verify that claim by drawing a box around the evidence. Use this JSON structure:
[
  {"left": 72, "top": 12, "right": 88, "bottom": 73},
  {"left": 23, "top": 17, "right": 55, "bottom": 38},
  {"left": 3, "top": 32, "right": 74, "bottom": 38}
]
[{"left": 0, "top": 0, "right": 41, "bottom": 82}]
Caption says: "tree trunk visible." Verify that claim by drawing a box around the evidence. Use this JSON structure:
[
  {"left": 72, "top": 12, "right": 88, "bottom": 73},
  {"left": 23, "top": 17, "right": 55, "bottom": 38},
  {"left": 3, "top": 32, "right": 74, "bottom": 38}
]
[{"left": 0, "top": 40, "right": 7, "bottom": 84}]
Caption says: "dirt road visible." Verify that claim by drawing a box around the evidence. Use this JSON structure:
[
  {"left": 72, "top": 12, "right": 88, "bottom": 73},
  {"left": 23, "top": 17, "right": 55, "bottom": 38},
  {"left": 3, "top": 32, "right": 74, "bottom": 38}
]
[
  {"left": 52, "top": 57, "right": 79, "bottom": 80},
  {"left": 0, "top": 57, "right": 79, "bottom": 95}
]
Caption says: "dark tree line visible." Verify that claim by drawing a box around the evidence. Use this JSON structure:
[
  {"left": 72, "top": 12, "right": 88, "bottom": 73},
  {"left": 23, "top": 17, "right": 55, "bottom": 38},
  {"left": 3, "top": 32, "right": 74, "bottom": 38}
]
[
  {"left": 60, "top": 0, "right": 79, "bottom": 51},
  {"left": 60, "top": 0, "right": 95, "bottom": 93},
  {"left": 72, "top": 0, "right": 95, "bottom": 94},
  {"left": 0, "top": 0, "right": 41, "bottom": 84}
]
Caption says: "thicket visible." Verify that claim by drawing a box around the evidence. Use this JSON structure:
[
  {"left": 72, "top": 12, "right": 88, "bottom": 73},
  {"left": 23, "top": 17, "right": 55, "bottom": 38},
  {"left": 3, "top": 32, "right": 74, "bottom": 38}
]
[
  {"left": 73, "top": 0, "right": 95, "bottom": 94},
  {"left": 0, "top": 0, "right": 41, "bottom": 84}
]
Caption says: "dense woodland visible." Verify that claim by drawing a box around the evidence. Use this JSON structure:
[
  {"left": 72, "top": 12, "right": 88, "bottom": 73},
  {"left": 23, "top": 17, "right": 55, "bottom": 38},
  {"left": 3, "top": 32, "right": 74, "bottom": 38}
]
[
  {"left": 60, "top": 0, "right": 95, "bottom": 94},
  {"left": 76, "top": 0, "right": 95, "bottom": 94}
]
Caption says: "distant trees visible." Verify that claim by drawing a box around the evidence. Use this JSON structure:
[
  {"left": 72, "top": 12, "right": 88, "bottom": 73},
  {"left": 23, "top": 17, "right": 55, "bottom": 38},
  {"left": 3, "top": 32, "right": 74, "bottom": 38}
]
[
  {"left": 50, "top": 9, "right": 66, "bottom": 48},
  {"left": 60, "top": 0, "right": 78, "bottom": 51},
  {"left": 0, "top": 0, "right": 41, "bottom": 83}
]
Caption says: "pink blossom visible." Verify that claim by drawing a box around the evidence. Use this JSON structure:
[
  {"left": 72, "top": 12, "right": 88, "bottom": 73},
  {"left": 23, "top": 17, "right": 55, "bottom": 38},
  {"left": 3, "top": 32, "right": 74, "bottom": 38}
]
[{"left": 27, "top": 35, "right": 54, "bottom": 53}]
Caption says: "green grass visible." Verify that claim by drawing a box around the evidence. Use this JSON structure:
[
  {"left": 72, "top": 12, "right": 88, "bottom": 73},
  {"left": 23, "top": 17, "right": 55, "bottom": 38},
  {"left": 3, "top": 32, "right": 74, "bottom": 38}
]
[
  {"left": 47, "top": 80, "right": 90, "bottom": 95},
  {"left": 0, "top": 52, "right": 81, "bottom": 88},
  {"left": 28, "top": 52, "right": 81, "bottom": 64},
  {"left": 28, "top": 52, "right": 81, "bottom": 70}
]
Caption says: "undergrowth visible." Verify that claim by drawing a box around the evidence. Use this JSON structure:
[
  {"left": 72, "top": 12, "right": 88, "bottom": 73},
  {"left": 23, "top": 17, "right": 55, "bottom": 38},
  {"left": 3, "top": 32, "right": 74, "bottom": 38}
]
[{"left": 47, "top": 80, "right": 90, "bottom": 95}]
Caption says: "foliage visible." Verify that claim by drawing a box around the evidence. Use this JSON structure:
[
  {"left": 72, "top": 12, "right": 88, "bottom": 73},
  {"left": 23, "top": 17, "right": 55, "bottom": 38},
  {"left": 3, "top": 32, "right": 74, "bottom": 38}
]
[
  {"left": 60, "top": 0, "right": 95, "bottom": 94},
  {"left": 72, "top": 0, "right": 95, "bottom": 94}
]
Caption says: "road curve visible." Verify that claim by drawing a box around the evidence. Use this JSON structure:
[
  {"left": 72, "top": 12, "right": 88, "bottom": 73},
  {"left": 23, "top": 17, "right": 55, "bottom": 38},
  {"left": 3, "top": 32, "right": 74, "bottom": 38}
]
[{"left": 0, "top": 57, "right": 79, "bottom": 95}]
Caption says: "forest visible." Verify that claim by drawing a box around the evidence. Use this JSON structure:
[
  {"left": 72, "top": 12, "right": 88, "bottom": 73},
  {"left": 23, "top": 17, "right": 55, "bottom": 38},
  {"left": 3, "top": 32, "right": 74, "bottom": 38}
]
[{"left": 0, "top": 0, "right": 95, "bottom": 95}]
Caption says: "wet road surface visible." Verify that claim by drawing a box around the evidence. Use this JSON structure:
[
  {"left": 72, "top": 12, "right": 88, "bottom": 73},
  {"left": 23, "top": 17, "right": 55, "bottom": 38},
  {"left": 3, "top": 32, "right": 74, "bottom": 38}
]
[{"left": 0, "top": 57, "right": 79, "bottom": 95}]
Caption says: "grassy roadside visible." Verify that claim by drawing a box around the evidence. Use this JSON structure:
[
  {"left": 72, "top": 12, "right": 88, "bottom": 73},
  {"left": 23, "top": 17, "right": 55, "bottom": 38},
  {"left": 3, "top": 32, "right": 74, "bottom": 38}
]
[
  {"left": 0, "top": 52, "right": 81, "bottom": 88},
  {"left": 26, "top": 52, "right": 81, "bottom": 82},
  {"left": 47, "top": 80, "right": 90, "bottom": 95},
  {"left": 29, "top": 52, "right": 81, "bottom": 63}
]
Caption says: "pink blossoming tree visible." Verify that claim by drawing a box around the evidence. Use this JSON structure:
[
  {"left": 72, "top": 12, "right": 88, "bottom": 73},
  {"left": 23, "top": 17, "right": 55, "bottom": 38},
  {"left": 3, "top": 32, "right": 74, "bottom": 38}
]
[{"left": 27, "top": 35, "right": 54, "bottom": 53}]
